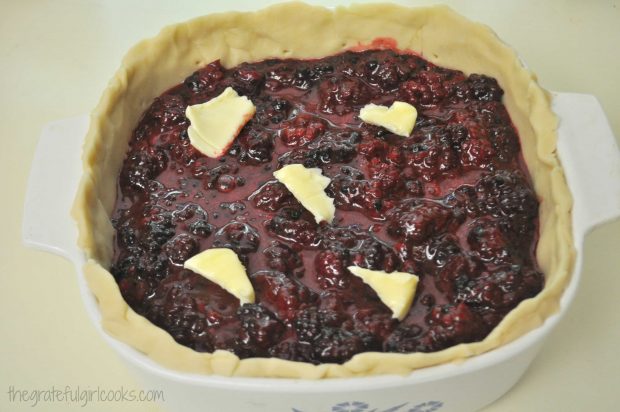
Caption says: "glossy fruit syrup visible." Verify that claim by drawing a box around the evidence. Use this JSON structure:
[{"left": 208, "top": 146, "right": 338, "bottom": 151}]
[{"left": 110, "top": 49, "right": 543, "bottom": 364}]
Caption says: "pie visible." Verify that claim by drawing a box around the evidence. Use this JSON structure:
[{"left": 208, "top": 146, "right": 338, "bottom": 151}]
[{"left": 72, "top": 3, "right": 574, "bottom": 378}]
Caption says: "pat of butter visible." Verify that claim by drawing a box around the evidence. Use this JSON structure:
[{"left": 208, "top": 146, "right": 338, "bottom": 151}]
[
  {"left": 185, "top": 87, "right": 256, "bottom": 158},
  {"left": 273, "top": 164, "right": 335, "bottom": 224},
  {"left": 359, "top": 101, "right": 417, "bottom": 137},
  {"left": 184, "top": 248, "right": 255, "bottom": 305},
  {"left": 348, "top": 266, "right": 419, "bottom": 320}
]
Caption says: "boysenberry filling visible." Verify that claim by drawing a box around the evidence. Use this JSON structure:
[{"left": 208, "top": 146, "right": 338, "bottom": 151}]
[{"left": 111, "top": 49, "right": 542, "bottom": 364}]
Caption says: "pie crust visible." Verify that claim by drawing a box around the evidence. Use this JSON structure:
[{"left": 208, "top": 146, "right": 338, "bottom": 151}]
[{"left": 72, "top": 2, "right": 574, "bottom": 378}]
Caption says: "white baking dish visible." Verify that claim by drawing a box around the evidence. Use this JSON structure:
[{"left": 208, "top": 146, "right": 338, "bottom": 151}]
[{"left": 22, "top": 92, "right": 620, "bottom": 412}]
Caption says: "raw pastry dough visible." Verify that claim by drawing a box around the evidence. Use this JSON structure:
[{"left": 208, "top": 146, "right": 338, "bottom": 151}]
[{"left": 72, "top": 2, "right": 574, "bottom": 378}]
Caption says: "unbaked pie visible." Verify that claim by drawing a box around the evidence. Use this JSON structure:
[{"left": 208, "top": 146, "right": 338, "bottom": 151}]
[{"left": 73, "top": 3, "right": 574, "bottom": 378}]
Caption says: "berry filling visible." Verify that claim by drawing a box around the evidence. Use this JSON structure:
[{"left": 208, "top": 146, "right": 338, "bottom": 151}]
[{"left": 111, "top": 48, "right": 542, "bottom": 364}]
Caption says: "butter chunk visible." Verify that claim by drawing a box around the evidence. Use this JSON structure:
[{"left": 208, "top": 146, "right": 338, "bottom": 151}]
[
  {"left": 359, "top": 101, "right": 417, "bottom": 137},
  {"left": 184, "top": 248, "right": 255, "bottom": 305},
  {"left": 348, "top": 266, "right": 419, "bottom": 320},
  {"left": 185, "top": 87, "right": 256, "bottom": 158},
  {"left": 273, "top": 164, "right": 335, "bottom": 223}
]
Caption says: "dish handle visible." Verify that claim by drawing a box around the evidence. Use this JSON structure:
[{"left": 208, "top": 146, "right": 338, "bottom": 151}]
[
  {"left": 22, "top": 96, "right": 620, "bottom": 259},
  {"left": 553, "top": 92, "right": 620, "bottom": 239},
  {"left": 22, "top": 116, "right": 89, "bottom": 262}
]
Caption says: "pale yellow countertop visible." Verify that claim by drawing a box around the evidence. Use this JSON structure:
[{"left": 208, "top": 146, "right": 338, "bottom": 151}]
[{"left": 2, "top": 1, "right": 619, "bottom": 411}]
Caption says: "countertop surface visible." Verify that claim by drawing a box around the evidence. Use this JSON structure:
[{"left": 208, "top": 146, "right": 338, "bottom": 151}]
[{"left": 2, "top": 1, "right": 619, "bottom": 411}]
